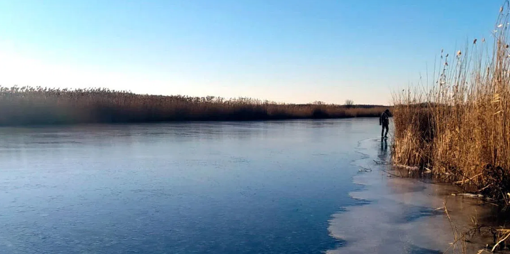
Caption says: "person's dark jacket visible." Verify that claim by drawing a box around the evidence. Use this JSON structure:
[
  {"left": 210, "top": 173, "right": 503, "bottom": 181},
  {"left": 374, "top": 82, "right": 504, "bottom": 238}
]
[{"left": 380, "top": 111, "right": 390, "bottom": 126}]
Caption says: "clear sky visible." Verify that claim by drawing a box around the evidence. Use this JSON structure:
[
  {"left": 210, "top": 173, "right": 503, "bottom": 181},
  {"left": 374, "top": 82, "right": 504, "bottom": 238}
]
[{"left": 0, "top": 0, "right": 504, "bottom": 105}]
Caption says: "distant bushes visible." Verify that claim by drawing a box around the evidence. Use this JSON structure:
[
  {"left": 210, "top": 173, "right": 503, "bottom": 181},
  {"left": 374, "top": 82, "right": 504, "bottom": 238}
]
[{"left": 0, "top": 86, "right": 386, "bottom": 126}]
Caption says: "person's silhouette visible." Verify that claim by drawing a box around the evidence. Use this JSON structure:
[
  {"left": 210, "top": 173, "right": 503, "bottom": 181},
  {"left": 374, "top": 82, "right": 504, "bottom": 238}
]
[{"left": 379, "top": 109, "right": 390, "bottom": 138}]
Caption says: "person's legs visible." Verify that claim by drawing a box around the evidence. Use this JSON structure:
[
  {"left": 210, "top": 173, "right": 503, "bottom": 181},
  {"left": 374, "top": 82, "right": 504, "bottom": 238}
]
[
  {"left": 383, "top": 125, "right": 389, "bottom": 137},
  {"left": 381, "top": 125, "right": 384, "bottom": 137}
]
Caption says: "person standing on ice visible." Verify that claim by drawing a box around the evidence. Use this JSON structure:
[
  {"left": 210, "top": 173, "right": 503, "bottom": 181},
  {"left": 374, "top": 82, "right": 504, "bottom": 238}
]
[{"left": 380, "top": 109, "right": 390, "bottom": 138}]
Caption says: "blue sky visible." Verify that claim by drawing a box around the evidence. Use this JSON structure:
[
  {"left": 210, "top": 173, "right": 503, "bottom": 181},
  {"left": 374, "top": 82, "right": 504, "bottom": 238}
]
[{"left": 0, "top": 0, "right": 503, "bottom": 105}]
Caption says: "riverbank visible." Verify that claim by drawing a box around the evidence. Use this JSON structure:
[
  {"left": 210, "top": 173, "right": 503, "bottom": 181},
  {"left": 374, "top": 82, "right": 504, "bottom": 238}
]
[
  {"left": 0, "top": 86, "right": 387, "bottom": 126},
  {"left": 391, "top": 6, "right": 510, "bottom": 204},
  {"left": 329, "top": 138, "right": 510, "bottom": 254}
]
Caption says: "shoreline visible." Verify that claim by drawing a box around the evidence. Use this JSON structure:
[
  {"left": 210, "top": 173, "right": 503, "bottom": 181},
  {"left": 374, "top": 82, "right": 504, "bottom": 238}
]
[
  {"left": 327, "top": 138, "right": 509, "bottom": 253},
  {"left": 0, "top": 86, "right": 388, "bottom": 126},
  {"left": 0, "top": 115, "right": 382, "bottom": 128}
]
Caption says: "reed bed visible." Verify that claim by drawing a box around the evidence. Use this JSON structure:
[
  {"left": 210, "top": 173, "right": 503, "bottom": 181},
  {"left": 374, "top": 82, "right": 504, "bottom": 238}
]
[
  {"left": 392, "top": 4, "right": 510, "bottom": 202},
  {"left": 0, "top": 86, "right": 386, "bottom": 126}
]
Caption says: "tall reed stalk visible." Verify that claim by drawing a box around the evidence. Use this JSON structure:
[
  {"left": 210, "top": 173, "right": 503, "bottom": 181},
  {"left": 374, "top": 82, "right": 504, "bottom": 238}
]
[{"left": 392, "top": 3, "right": 510, "bottom": 202}]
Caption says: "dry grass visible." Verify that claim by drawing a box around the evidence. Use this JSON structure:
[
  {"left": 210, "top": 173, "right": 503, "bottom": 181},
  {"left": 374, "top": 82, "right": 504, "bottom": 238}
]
[
  {"left": 392, "top": 3, "right": 510, "bottom": 203},
  {"left": 0, "top": 86, "right": 387, "bottom": 126},
  {"left": 442, "top": 200, "right": 510, "bottom": 253}
]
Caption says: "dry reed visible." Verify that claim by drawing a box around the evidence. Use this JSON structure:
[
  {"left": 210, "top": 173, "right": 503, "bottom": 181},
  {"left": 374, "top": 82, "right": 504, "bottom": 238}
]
[
  {"left": 0, "top": 86, "right": 386, "bottom": 126},
  {"left": 392, "top": 3, "right": 510, "bottom": 202}
]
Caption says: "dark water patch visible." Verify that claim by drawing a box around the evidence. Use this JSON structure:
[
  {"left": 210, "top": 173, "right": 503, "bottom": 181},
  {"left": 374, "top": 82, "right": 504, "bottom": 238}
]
[{"left": 407, "top": 245, "right": 442, "bottom": 254}]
